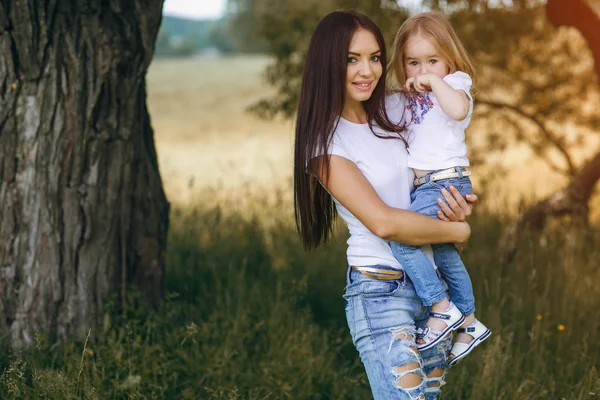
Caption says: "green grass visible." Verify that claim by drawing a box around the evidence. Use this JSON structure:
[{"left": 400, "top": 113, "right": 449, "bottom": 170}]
[{"left": 1, "top": 188, "right": 599, "bottom": 399}]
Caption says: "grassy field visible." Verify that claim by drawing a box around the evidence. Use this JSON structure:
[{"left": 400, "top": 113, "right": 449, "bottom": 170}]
[{"left": 0, "top": 56, "right": 599, "bottom": 399}]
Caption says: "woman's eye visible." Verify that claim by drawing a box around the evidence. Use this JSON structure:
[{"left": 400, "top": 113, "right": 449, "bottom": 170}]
[
  {"left": 371, "top": 55, "right": 380, "bottom": 62},
  {"left": 409, "top": 61, "right": 418, "bottom": 67},
  {"left": 429, "top": 59, "right": 437, "bottom": 64},
  {"left": 348, "top": 57, "right": 357, "bottom": 64}
]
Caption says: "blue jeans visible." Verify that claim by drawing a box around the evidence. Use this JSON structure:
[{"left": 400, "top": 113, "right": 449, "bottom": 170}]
[
  {"left": 389, "top": 168, "right": 476, "bottom": 316},
  {"left": 344, "top": 265, "right": 451, "bottom": 399}
]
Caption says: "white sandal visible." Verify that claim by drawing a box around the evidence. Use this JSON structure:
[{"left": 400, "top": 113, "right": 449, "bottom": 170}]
[
  {"left": 448, "top": 319, "right": 491, "bottom": 366},
  {"left": 417, "top": 302, "right": 465, "bottom": 351}
]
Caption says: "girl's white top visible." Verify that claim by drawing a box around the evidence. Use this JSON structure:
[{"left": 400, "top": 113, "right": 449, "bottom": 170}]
[
  {"left": 316, "top": 93, "right": 434, "bottom": 269},
  {"left": 404, "top": 71, "right": 473, "bottom": 170}
]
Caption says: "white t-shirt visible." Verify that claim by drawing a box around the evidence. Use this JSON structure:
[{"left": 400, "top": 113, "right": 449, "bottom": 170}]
[
  {"left": 318, "top": 93, "right": 434, "bottom": 269},
  {"left": 404, "top": 71, "right": 473, "bottom": 170}
]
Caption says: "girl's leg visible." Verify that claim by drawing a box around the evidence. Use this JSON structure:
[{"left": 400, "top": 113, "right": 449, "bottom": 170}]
[
  {"left": 390, "top": 242, "right": 448, "bottom": 307},
  {"left": 390, "top": 181, "right": 453, "bottom": 309},
  {"left": 431, "top": 243, "right": 479, "bottom": 348},
  {"left": 391, "top": 182, "right": 465, "bottom": 344},
  {"left": 431, "top": 243, "right": 475, "bottom": 317},
  {"left": 344, "top": 266, "right": 430, "bottom": 400},
  {"left": 430, "top": 245, "right": 491, "bottom": 363}
]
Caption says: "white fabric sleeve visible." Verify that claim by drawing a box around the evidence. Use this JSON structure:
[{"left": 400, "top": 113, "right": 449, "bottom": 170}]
[
  {"left": 326, "top": 132, "right": 353, "bottom": 161},
  {"left": 306, "top": 131, "right": 354, "bottom": 177},
  {"left": 384, "top": 92, "right": 407, "bottom": 125},
  {"left": 310, "top": 128, "right": 354, "bottom": 163},
  {"left": 443, "top": 71, "right": 472, "bottom": 101}
]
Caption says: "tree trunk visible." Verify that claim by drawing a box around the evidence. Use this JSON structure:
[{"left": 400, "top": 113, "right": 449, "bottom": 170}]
[
  {"left": 503, "top": 0, "right": 600, "bottom": 258},
  {"left": 502, "top": 149, "right": 600, "bottom": 259},
  {"left": 0, "top": 0, "right": 169, "bottom": 345}
]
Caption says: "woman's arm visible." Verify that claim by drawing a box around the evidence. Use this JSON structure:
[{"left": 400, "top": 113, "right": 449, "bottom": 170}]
[{"left": 312, "top": 155, "right": 471, "bottom": 246}]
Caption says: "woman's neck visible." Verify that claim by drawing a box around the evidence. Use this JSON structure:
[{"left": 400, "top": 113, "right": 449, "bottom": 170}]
[{"left": 341, "top": 101, "right": 368, "bottom": 124}]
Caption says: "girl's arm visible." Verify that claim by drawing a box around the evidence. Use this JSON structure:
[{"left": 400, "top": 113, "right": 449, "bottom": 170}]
[
  {"left": 312, "top": 155, "right": 472, "bottom": 246},
  {"left": 408, "top": 74, "right": 470, "bottom": 121}
]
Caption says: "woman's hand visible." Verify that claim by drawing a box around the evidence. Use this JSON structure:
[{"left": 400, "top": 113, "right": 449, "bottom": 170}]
[{"left": 436, "top": 186, "right": 478, "bottom": 222}]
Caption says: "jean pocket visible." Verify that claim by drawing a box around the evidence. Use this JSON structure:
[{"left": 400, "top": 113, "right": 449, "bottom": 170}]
[{"left": 361, "top": 279, "right": 402, "bottom": 297}]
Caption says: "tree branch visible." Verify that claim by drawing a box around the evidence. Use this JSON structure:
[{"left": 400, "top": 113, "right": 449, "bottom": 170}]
[{"left": 478, "top": 98, "right": 577, "bottom": 176}]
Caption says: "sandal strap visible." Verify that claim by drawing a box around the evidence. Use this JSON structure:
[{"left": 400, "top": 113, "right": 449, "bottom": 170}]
[
  {"left": 429, "top": 312, "right": 452, "bottom": 320},
  {"left": 457, "top": 320, "right": 487, "bottom": 336},
  {"left": 419, "top": 326, "right": 443, "bottom": 340}
]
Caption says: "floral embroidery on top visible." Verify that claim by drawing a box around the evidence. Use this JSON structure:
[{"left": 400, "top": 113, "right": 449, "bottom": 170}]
[{"left": 405, "top": 90, "right": 434, "bottom": 125}]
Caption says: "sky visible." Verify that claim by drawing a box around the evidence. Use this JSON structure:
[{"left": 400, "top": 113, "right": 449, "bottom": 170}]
[{"left": 163, "top": 0, "right": 227, "bottom": 20}]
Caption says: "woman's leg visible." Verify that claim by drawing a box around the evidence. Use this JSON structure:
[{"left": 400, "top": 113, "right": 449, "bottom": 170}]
[
  {"left": 344, "top": 266, "right": 430, "bottom": 400},
  {"left": 416, "top": 279, "right": 452, "bottom": 400},
  {"left": 419, "top": 332, "right": 451, "bottom": 400}
]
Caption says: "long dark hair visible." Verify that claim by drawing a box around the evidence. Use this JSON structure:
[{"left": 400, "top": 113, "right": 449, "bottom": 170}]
[{"left": 294, "top": 10, "right": 405, "bottom": 250}]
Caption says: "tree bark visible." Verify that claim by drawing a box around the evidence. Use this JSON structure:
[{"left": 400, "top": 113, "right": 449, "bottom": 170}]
[{"left": 0, "top": 0, "right": 169, "bottom": 345}]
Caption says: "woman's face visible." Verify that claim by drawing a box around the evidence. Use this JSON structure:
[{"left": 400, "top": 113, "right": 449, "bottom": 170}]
[
  {"left": 404, "top": 34, "right": 449, "bottom": 79},
  {"left": 345, "top": 28, "right": 382, "bottom": 105}
]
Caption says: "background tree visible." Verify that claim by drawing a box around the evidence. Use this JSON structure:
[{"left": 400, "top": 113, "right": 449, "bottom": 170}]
[
  {"left": 0, "top": 0, "right": 169, "bottom": 345},
  {"left": 443, "top": 0, "right": 600, "bottom": 255},
  {"left": 226, "top": 0, "right": 270, "bottom": 53}
]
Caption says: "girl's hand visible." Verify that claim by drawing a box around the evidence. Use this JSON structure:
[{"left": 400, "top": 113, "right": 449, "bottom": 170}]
[
  {"left": 436, "top": 186, "right": 478, "bottom": 222},
  {"left": 405, "top": 74, "right": 439, "bottom": 93}
]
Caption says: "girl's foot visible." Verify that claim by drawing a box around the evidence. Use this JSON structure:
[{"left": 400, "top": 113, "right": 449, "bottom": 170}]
[
  {"left": 453, "top": 314, "right": 476, "bottom": 346},
  {"left": 416, "top": 301, "right": 464, "bottom": 351},
  {"left": 448, "top": 319, "right": 491, "bottom": 366}
]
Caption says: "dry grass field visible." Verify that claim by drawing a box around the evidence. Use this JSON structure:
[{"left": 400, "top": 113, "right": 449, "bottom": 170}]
[{"left": 147, "top": 56, "right": 295, "bottom": 205}]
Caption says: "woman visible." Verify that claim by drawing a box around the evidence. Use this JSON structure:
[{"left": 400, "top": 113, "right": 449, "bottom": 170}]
[{"left": 294, "top": 11, "right": 477, "bottom": 399}]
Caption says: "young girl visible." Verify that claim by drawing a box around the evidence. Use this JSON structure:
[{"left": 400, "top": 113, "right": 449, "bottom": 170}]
[{"left": 387, "top": 12, "right": 491, "bottom": 365}]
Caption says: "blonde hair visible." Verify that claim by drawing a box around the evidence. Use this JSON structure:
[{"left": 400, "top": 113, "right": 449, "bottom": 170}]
[{"left": 388, "top": 12, "right": 475, "bottom": 90}]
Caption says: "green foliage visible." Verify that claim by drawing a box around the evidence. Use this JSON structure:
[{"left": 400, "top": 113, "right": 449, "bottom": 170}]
[
  {"left": 226, "top": 0, "right": 270, "bottom": 53},
  {"left": 0, "top": 188, "right": 599, "bottom": 398},
  {"left": 155, "top": 16, "right": 236, "bottom": 57}
]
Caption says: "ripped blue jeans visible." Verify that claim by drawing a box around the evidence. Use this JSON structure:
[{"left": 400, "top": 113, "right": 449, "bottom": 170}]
[{"left": 344, "top": 265, "right": 451, "bottom": 400}]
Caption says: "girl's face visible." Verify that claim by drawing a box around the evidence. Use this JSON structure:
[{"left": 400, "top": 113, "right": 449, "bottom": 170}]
[
  {"left": 345, "top": 28, "right": 382, "bottom": 106},
  {"left": 404, "top": 34, "right": 449, "bottom": 79}
]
